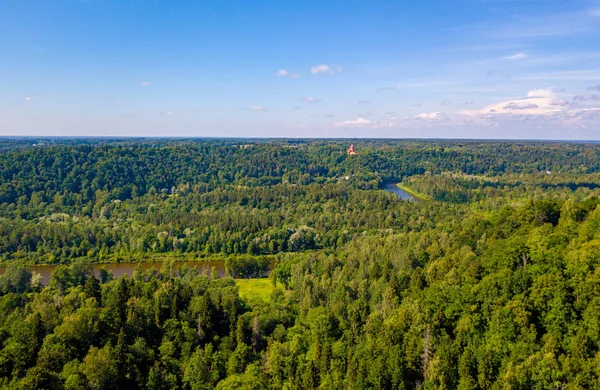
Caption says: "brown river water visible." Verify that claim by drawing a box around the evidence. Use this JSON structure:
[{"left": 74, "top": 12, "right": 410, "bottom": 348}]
[{"left": 0, "top": 260, "right": 227, "bottom": 286}]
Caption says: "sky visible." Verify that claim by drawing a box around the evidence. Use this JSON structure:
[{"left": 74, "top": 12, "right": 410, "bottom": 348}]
[{"left": 1, "top": 0, "right": 600, "bottom": 139}]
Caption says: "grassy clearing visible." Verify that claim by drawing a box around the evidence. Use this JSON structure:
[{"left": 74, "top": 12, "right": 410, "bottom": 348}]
[{"left": 236, "top": 278, "right": 279, "bottom": 303}]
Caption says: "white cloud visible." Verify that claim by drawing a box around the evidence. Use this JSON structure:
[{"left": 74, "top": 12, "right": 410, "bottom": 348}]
[
  {"left": 25, "top": 97, "right": 32, "bottom": 101},
  {"left": 300, "top": 96, "right": 322, "bottom": 103},
  {"left": 141, "top": 81, "right": 151, "bottom": 87},
  {"left": 590, "top": 8, "right": 600, "bottom": 17},
  {"left": 503, "top": 102, "right": 539, "bottom": 110},
  {"left": 331, "top": 117, "right": 371, "bottom": 127},
  {"left": 461, "top": 89, "right": 567, "bottom": 116},
  {"left": 310, "top": 64, "right": 342, "bottom": 75},
  {"left": 566, "top": 107, "right": 600, "bottom": 120},
  {"left": 504, "top": 52, "right": 528, "bottom": 60},
  {"left": 250, "top": 105, "right": 267, "bottom": 111},
  {"left": 461, "top": 88, "right": 600, "bottom": 121},
  {"left": 414, "top": 112, "right": 445, "bottom": 120},
  {"left": 276, "top": 69, "right": 300, "bottom": 78}
]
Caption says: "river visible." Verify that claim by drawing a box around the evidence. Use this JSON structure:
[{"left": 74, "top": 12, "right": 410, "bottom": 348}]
[
  {"left": 0, "top": 260, "right": 228, "bottom": 286},
  {"left": 383, "top": 182, "right": 419, "bottom": 202}
]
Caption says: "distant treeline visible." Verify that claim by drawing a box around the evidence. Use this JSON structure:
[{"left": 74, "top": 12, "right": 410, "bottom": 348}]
[
  {"left": 2, "top": 140, "right": 600, "bottom": 204},
  {"left": 1, "top": 139, "right": 600, "bottom": 263}
]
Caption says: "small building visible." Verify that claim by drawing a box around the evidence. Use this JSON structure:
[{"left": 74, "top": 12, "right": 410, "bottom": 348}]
[{"left": 347, "top": 144, "right": 357, "bottom": 155}]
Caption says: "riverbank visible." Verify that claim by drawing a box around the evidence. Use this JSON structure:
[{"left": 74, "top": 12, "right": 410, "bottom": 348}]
[
  {"left": 383, "top": 182, "right": 418, "bottom": 202},
  {"left": 0, "top": 254, "right": 282, "bottom": 285},
  {"left": 0, "top": 253, "right": 276, "bottom": 267},
  {"left": 396, "top": 183, "right": 432, "bottom": 201}
]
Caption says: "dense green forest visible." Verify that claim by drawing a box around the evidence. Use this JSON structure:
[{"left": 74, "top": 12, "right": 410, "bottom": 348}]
[{"left": 1, "top": 138, "right": 600, "bottom": 389}]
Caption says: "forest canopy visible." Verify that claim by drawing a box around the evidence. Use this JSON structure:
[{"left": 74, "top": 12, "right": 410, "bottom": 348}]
[{"left": 0, "top": 138, "right": 599, "bottom": 389}]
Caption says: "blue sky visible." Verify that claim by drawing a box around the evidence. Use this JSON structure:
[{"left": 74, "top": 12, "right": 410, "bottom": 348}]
[{"left": 2, "top": 0, "right": 600, "bottom": 139}]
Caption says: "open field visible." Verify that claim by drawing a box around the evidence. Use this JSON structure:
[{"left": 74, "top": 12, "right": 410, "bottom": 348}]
[{"left": 236, "top": 278, "right": 280, "bottom": 302}]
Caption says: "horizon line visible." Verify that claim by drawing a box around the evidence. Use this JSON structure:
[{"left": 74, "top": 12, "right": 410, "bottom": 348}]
[{"left": 1, "top": 136, "right": 600, "bottom": 144}]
